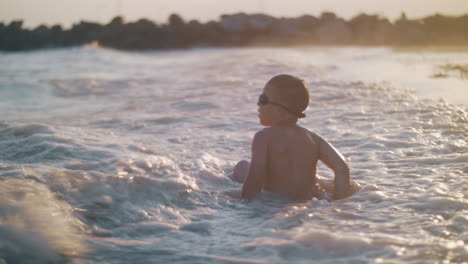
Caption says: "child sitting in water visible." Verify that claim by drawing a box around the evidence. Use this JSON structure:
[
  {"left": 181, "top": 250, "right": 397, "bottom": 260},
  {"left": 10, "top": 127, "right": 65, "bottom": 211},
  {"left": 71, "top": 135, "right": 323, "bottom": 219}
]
[{"left": 234, "top": 74, "right": 351, "bottom": 200}]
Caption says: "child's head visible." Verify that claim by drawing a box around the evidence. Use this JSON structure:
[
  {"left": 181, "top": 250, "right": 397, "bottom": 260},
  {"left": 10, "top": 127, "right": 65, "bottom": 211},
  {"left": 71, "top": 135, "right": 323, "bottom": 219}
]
[{"left": 257, "top": 74, "right": 309, "bottom": 126}]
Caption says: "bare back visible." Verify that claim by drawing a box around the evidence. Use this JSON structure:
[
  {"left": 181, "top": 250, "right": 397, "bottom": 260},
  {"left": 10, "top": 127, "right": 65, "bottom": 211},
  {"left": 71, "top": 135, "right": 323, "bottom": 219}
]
[
  {"left": 262, "top": 125, "right": 318, "bottom": 200},
  {"left": 242, "top": 124, "right": 350, "bottom": 200}
]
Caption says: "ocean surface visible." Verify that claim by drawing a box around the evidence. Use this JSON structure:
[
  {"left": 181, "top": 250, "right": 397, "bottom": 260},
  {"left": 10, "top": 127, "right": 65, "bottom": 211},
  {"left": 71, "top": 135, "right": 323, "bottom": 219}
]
[{"left": 0, "top": 46, "right": 467, "bottom": 264}]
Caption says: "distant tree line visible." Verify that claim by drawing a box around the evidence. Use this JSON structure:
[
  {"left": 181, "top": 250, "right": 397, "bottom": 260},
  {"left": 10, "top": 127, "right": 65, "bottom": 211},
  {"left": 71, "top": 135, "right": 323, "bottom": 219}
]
[{"left": 0, "top": 12, "right": 467, "bottom": 51}]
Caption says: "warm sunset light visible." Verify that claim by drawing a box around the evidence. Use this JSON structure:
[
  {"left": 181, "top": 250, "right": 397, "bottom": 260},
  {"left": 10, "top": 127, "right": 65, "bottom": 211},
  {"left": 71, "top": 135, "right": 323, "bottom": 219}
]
[
  {"left": 1, "top": 1, "right": 467, "bottom": 264},
  {"left": 1, "top": 0, "right": 467, "bottom": 28}
]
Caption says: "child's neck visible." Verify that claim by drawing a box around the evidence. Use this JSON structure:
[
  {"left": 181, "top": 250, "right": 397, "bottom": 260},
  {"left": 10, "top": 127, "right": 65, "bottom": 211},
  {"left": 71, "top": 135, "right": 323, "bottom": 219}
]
[{"left": 271, "top": 119, "right": 297, "bottom": 127}]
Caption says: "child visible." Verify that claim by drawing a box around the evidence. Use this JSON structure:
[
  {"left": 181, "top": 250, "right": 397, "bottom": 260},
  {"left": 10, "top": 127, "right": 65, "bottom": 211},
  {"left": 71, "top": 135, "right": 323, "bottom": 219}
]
[{"left": 234, "top": 74, "right": 350, "bottom": 201}]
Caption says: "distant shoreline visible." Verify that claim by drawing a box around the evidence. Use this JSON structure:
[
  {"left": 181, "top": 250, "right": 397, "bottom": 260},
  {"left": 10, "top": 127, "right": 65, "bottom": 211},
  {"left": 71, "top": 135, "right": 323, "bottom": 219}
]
[{"left": 1, "top": 12, "right": 467, "bottom": 52}]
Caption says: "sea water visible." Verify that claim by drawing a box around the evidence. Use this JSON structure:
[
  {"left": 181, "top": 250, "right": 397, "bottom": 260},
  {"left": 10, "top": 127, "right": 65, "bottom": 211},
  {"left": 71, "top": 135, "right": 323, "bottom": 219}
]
[{"left": 0, "top": 46, "right": 467, "bottom": 264}]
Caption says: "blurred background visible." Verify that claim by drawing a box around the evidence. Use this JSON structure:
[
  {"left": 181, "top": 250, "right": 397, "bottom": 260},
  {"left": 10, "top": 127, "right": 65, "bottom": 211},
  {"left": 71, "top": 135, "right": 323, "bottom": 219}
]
[
  {"left": 1, "top": 0, "right": 468, "bottom": 51},
  {"left": 1, "top": 0, "right": 468, "bottom": 28}
]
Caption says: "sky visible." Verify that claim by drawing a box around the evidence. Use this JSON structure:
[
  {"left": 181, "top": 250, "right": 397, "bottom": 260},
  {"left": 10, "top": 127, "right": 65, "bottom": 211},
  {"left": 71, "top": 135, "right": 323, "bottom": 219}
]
[{"left": 1, "top": 0, "right": 468, "bottom": 29}]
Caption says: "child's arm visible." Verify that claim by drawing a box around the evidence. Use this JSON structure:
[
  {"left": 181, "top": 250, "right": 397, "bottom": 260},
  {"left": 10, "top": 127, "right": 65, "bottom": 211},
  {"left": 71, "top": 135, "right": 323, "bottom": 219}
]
[
  {"left": 241, "top": 130, "right": 268, "bottom": 199},
  {"left": 317, "top": 135, "right": 350, "bottom": 200}
]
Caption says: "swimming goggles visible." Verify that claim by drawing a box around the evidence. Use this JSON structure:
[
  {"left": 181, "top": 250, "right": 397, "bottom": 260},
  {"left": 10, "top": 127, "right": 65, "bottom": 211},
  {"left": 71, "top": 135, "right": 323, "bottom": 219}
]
[{"left": 257, "top": 93, "right": 306, "bottom": 118}]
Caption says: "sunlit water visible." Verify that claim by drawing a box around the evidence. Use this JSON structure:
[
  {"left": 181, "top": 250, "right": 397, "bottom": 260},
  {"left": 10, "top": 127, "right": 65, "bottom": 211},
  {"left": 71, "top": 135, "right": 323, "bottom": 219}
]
[{"left": 0, "top": 46, "right": 467, "bottom": 264}]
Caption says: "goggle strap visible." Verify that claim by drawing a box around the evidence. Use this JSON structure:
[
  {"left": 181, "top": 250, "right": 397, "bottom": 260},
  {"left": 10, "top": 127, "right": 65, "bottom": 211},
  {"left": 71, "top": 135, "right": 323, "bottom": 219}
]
[{"left": 258, "top": 94, "right": 305, "bottom": 118}]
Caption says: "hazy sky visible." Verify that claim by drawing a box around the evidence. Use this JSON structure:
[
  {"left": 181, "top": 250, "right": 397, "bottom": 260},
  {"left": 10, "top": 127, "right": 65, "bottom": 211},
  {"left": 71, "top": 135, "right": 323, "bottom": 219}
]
[{"left": 1, "top": 0, "right": 468, "bottom": 28}]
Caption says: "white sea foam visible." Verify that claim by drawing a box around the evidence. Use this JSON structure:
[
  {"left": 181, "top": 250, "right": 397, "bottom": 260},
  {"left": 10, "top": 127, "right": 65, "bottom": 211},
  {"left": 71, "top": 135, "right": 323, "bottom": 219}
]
[
  {"left": 0, "top": 46, "right": 466, "bottom": 264},
  {"left": 0, "top": 179, "right": 88, "bottom": 264}
]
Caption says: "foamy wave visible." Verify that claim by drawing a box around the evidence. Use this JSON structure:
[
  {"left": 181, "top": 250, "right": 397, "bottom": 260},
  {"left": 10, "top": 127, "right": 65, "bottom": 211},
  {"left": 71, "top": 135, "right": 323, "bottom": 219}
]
[
  {"left": 50, "top": 78, "right": 148, "bottom": 98},
  {"left": 0, "top": 122, "right": 113, "bottom": 164},
  {"left": 0, "top": 179, "right": 88, "bottom": 264},
  {"left": 1, "top": 46, "right": 467, "bottom": 264},
  {"left": 18, "top": 158, "right": 199, "bottom": 228}
]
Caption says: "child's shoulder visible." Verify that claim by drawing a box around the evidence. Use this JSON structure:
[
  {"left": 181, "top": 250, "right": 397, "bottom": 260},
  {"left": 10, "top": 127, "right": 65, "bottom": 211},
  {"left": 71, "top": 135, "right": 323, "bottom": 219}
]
[
  {"left": 254, "top": 126, "right": 323, "bottom": 151},
  {"left": 253, "top": 127, "right": 271, "bottom": 140},
  {"left": 255, "top": 125, "right": 320, "bottom": 139}
]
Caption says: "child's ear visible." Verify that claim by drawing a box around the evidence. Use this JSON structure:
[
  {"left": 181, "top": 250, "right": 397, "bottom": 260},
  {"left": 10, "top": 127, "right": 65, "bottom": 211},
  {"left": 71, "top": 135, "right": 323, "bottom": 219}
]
[
  {"left": 272, "top": 106, "right": 283, "bottom": 116},
  {"left": 279, "top": 107, "right": 296, "bottom": 119},
  {"left": 275, "top": 107, "right": 288, "bottom": 118}
]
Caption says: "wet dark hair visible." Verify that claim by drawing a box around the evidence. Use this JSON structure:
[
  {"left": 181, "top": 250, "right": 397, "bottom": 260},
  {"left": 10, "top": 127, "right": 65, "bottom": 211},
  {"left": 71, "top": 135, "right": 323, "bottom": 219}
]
[{"left": 265, "top": 74, "right": 309, "bottom": 117}]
